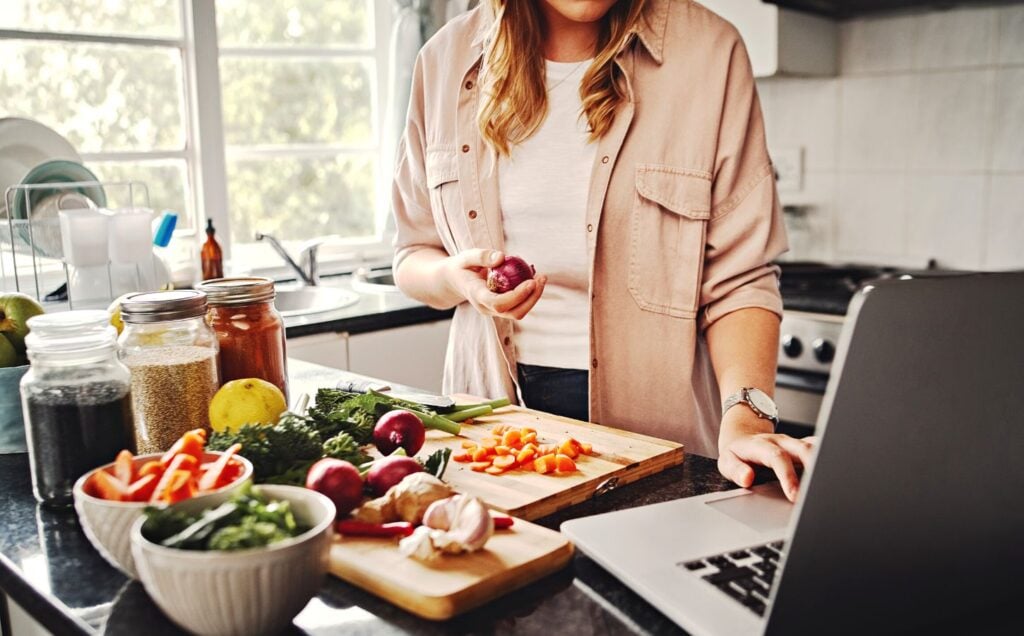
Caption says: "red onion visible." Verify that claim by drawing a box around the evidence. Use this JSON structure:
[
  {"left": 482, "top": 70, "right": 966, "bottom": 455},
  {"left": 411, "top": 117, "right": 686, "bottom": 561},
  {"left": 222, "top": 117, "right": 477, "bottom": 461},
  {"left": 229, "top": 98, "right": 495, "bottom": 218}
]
[
  {"left": 373, "top": 410, "right": 426, "bottom": 456},
  {"left": 365, "top": 456, "right": 424, "bottom": 497},
  {"left": 486, "top": 256, "right": 535, "bottom": 294},
  {"left": 305, "top": 458, "right": 364, "bottom": 518}
]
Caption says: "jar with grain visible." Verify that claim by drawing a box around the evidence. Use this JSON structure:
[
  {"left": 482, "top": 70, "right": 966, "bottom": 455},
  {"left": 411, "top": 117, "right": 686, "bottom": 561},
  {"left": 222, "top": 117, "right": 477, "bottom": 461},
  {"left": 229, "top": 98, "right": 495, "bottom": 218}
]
[
  {"left": 21, "top": 311, "right": 135, "bottom": 507},
  {"left": 196, "top": 277, "right": 289, "bottom": 400},
  {"left": 118, "top": 290, "right": 219, "bottom": 453}
]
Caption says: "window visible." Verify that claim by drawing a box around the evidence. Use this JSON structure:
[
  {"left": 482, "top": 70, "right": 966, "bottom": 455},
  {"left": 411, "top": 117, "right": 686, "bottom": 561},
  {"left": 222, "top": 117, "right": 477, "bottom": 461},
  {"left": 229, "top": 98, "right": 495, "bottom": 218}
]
[{"left": 1, "top": 1, "right": 393, "bottom": 274}]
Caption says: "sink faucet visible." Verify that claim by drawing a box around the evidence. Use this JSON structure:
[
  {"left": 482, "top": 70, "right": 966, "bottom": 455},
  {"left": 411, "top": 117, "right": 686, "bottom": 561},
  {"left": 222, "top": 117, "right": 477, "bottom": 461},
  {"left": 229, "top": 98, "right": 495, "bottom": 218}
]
[{"left": 255, "top": 232, "right": 334, "bottom": 286}]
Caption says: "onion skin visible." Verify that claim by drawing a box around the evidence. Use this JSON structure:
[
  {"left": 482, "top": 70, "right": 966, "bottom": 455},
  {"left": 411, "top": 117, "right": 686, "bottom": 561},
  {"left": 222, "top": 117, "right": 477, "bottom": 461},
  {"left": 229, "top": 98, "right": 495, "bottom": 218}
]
[
  {"left": 373, "top": 410, "right": 426, "bottom": 456},
  {"left": 486, "top": 256, "right": 535, "bottom": 294},
  {"left": 305, "top": 458, "right": 364, "bottom": 518},
  {"left": 365, "top": 456, "right": 424, "bottom": 497}
]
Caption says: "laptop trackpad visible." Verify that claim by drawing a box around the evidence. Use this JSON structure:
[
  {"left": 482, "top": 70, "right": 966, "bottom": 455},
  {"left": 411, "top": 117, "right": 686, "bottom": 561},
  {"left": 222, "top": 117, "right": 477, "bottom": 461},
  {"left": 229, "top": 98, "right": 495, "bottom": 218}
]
[{"left": 705, "top": 485, "right": 793, "bottom": 533}]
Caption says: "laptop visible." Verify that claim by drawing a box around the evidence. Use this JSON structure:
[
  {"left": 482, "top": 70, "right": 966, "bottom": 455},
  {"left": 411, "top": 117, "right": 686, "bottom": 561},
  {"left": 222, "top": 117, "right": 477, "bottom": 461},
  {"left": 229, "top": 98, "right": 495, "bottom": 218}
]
[{"left": 562, "top": 272, "right": 1024, "bottom": 635}]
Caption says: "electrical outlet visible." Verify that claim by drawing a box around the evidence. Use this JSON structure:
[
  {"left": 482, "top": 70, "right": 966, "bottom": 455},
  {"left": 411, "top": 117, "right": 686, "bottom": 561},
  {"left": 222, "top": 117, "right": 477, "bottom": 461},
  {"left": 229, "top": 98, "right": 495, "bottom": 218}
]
[{"left": 773, "top": 147, "right": 803, "bottom": 193}]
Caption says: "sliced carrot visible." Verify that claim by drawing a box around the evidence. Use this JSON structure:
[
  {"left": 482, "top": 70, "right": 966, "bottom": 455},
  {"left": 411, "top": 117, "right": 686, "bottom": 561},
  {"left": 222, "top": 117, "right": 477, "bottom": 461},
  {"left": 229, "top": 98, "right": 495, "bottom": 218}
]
[
  {"left": 471, "top": 447, "right": 491, "bottom": 462},
  {"left": 516, "top": 447, "right": 536, "bottom": 465},
  {"left": 93, "top": 470, "right": 130, "bottom": 501},
  {"left": 138, "top": 460, "right": 164, "bottom": 479},
  {"left": 521, "top": 431, "right": 538, "bottom": 445},
  {"left": 520, "top": 459, "right": 535, "bottom": 471},
  {"left": 485, "top": 466, "right": 506, "bottom": 475},
  {"left": 580, "top": 442, "right": 593, "bottom": 455},
  {"left": 114, "top": 450, "right": 134, "bottom": 485},
  {"left": 198, "top": 443, "right": 240, "bottom": 492},
  {"left": 480, "top": 437, "right": 499, "bottom": 450},
  {"left": 470, "top": 461, "right": 492, "bottom": 472},
  {"left": 520, "top": 427, "right": 537, "bottom": 435},
  {"left": 163, "top": 470, "right": 196, "bottom": 503},
  {"left": 151, "top": 454, "right": 190, "bottom": 503},
  {"left": 216, "top": 460, "right": 243, "bottom": 488},
  {"left": 125, "top": 473, "right": 158, "bottom": 502},
  {"left": 538, "top": 444, "right": 557, "bottom": 456},
  {"left": 534, "top": 454, "right": 556, "bottom": 474},
  {"left": 501, "top": 429, "right": 522, "bottom": 447},
  {"left": 554, "top": 454, "right": 577, "bottom": 472},
  {"left": 495, "top": 445, "right": 511, "bottom": 456},
  {"left": 492, "top": 454, "right": 516, "bottom": 469},
  {"left": 491, "top": 424, "right": 508, "bottom": 436},
  {"left": 558, "top": 439, "right": 579, "bottom": 459},
  {"left": 460, "top": 440, "right": 477, "bottom": 449},
  {"left": 160, "top": 429, "right": 205, "bottom": 466},
  {"left": 453, "top": 451, "right": 472, "bottom": 463}
]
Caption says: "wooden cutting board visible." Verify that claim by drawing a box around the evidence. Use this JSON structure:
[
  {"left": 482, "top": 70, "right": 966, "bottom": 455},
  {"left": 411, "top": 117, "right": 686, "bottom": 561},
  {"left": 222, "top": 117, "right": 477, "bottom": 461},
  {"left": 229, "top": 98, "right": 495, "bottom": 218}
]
[
  {"left": 329, "top": 515, "right": 573, "bottom": 620},
  {"left": 423, "top": 398, "right": 685, "bottom": 521}
]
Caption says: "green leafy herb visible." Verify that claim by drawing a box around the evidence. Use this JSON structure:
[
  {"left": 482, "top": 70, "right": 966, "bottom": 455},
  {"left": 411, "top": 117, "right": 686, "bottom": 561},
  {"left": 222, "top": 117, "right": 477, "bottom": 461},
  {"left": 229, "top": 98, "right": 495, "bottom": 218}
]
[{"left": 422, "top": 448, "right": 452, "bottom": 480}]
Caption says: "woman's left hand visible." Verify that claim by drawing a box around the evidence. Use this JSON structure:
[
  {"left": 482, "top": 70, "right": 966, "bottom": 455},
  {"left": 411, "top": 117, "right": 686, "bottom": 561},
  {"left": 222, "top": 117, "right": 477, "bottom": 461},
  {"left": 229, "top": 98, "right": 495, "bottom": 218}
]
[{"left": 717, "top": 409, "right": 817, "bottom": 503}]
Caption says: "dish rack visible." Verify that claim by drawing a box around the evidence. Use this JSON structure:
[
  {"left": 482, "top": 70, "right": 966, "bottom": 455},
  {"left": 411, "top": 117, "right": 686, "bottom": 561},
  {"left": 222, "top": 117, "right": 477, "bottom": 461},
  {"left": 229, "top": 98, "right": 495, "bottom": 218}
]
[{"left": 2, "top": 180, "right": 153, "bottom": 308}]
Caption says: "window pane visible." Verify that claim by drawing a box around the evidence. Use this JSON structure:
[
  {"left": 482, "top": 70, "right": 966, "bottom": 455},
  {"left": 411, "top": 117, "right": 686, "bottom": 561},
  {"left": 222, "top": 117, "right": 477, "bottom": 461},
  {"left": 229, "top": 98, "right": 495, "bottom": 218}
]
[
  {"left": 8, "top": 0, "right": 182, "bottom": 39},
  {"left": 220, "top": 57, "right": 374, "bottom": 147},
  {"left": 226, "top": 155, "right": 375, "bottom": 244},
  {"left": 216, "top": 0, "right": 371, "bottom": 48},
  {"left": 0, "top": 41, "right": 185, "bottom": 153},
  {"left": 88, "top": 160, "right": 192, "bottom": 230}
]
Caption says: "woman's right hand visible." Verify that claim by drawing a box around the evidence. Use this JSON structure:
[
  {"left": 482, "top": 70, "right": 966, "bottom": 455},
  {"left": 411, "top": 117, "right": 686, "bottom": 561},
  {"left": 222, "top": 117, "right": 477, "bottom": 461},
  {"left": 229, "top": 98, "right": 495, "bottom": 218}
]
[{"left": 441, "top": 249, "right": 546, "bottom": 320}]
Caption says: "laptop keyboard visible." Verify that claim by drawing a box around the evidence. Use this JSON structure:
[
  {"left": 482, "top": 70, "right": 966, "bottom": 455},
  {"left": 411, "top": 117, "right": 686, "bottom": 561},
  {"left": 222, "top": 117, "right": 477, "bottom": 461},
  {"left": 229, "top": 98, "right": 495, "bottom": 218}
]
[{"left": 678, "top": 540, "right": 785, "bottom": 617}]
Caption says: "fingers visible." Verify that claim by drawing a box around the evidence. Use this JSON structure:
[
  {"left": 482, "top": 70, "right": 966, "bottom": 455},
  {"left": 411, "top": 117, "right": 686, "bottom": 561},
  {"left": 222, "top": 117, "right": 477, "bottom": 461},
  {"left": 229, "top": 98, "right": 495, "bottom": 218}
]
[
  {"left": 774, "top": 435, "right": 815, "bottom": 467},
  {"left": 464, "top": 274, "right": 547, "bottom": 320},
  {"left": 498, "top": 275, "right": 547, "bottom": 320},
  {"left": 458, "top": 248, "right": 504, "bottom": 270},
  {"left": 725, "top": 435, "right": 801, "bottom": 502},
  {"left": 718, "top": 451, "right": 755, "bottom": 489}
]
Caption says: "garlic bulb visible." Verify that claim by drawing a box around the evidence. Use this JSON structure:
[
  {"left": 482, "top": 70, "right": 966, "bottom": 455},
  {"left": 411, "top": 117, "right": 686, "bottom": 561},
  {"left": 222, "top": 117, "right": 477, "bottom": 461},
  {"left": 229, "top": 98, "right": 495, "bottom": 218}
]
[{"left": 401, "top": 495, "right": 495, "bottom": 559}]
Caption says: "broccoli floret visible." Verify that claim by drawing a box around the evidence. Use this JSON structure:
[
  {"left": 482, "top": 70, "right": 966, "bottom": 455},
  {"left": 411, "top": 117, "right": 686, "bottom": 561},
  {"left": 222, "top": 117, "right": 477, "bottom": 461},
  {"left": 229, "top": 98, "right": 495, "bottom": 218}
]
[{"left": 322, "top": 431, "right": 371, "bottom": 466}]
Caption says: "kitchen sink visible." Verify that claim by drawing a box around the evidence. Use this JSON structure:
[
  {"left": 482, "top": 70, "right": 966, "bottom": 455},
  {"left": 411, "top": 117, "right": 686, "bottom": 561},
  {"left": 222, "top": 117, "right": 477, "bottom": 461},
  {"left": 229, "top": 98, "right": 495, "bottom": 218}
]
[
  {"left": 273, "top": 285, "right": 360, "bottom": 317},
  {"left": 351, "top": 267, "right": 399, "bottom": 293}
]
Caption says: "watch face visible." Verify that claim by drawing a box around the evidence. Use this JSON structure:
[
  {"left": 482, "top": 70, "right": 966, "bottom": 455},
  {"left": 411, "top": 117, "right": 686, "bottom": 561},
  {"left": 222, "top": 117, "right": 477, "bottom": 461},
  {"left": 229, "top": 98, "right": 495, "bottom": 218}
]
[{"left": 747, "top": 389, "right": 778, "bottom": 419}]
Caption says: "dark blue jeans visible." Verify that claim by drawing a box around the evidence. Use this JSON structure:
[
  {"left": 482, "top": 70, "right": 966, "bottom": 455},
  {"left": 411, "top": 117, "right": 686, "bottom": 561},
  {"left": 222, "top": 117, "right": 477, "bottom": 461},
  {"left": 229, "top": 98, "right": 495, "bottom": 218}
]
[{"left": 516, "top": 363, "right": 589, "bottom": 422}]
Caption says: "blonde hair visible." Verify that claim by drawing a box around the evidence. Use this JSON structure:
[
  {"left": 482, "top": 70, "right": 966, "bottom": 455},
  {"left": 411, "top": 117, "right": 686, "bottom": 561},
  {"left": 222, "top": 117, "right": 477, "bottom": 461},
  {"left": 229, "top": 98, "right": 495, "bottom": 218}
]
[{"left": 478, "top": 0, "right": 648, "bottom": 156}]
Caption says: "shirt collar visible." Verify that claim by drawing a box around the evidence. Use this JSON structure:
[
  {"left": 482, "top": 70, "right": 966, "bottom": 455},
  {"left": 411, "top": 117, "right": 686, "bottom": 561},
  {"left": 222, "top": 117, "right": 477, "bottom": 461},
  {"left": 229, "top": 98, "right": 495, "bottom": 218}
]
[{"left": 469, "top": 0, "right": 669, "bottom": 65}]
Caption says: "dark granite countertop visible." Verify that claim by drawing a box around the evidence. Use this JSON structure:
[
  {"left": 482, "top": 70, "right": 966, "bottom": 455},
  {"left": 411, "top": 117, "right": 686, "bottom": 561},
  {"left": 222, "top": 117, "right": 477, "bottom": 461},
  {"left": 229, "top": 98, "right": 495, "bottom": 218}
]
[{"left": 0, "top": 360, "right": 735, "bottom": 635}]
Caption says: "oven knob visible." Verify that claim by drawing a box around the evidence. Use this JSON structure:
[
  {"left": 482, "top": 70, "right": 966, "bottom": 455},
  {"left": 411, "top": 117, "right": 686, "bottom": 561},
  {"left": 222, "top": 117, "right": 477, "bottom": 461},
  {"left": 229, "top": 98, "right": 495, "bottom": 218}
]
[
  {"left": 812, "top": 339, "right": 835, "bottom": 364},
  {"left": 782, "top": 335, "right": 803, "bottom": 358}
]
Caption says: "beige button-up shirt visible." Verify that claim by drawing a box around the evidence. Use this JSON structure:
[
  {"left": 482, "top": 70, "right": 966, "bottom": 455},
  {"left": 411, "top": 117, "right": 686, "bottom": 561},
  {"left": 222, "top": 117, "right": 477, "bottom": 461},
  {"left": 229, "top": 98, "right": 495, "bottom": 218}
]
[{"left": 392, "top": 0, "right": 787, "bottom": 457}]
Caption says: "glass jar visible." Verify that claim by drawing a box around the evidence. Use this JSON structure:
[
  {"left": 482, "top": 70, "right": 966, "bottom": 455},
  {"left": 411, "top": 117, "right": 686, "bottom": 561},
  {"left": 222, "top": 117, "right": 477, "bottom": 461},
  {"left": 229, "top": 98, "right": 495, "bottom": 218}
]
[
  {"left": 196, "top": 277, "right": 289, "bottom": 400},
  {"left": 118, "top": 290, "right": 219, "bottom": 454},
  {"left": 21, "top": 311, "right": 135, "bottom": 507}
]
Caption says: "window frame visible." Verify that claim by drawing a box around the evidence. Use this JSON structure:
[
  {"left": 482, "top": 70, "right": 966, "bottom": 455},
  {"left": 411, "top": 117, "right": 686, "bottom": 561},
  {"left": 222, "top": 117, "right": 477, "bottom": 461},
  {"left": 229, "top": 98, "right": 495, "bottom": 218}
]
[{"left": 1, "top": 0, "right": 395, "bottom": 276}]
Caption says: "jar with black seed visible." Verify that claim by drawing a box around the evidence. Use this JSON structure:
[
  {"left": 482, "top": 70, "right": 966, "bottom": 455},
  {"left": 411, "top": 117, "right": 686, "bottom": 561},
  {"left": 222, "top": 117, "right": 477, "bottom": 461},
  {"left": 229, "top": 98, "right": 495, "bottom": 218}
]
[{"left": 20, "top": 311, "right": 135, "bottom": 507}]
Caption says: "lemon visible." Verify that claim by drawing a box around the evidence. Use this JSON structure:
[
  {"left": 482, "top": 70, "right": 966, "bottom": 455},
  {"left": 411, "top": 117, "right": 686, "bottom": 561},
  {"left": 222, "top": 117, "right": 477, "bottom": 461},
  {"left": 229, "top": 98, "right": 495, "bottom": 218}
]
[
  {"left": 107, "top": 293, "right": 135, "bottom": 335},
  {"left": 209, "top": 378, "right": 287, "bottom": 433}
]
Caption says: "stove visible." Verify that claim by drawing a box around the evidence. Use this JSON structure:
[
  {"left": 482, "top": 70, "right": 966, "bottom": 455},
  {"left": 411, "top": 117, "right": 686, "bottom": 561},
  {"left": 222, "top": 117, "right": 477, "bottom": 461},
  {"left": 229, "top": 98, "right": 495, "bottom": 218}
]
[{"left": 774, "top": 261, "right": 960, "bottom": 429}]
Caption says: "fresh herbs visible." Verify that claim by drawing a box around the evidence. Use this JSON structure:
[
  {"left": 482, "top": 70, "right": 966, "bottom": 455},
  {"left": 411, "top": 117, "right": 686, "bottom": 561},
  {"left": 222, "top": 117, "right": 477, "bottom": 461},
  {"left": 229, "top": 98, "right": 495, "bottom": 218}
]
[
  {"left": 141, "top": 484, "right": 306, "bottom": 551},
  {"left": 208, "top": 412, "right": 369, "bottom": 485},
  {"left": 310, "top": 388, "right": 463, "bottom": 437},
  {"left": 422, "top": 448, "right": 452, "bottom": 480}
]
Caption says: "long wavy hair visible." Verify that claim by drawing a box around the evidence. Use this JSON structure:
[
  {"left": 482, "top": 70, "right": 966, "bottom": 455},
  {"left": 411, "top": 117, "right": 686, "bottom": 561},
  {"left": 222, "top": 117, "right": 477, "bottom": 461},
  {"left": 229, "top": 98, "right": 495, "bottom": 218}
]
[{"left": 478, "top": 0, "right": 648, "bottom": 156}]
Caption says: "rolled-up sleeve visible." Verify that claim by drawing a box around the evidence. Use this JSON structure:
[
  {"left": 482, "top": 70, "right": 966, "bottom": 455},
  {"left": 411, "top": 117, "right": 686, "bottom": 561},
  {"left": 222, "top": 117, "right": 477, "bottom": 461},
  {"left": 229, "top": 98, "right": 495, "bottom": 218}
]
[
  {"left": 391, "top": 54, "right": 442, "bottom": 272},
  {"left": 699, "top": 35, "right": 788, "bottom": 331}
]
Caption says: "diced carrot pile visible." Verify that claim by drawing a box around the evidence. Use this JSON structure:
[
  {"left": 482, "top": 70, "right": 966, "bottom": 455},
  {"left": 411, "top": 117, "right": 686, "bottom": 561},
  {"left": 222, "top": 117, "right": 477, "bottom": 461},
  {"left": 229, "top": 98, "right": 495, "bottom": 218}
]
[
  {"left": 452, "top": 425, "right": 596, "bottom": 476},
  {"left": 83, "top": 429, "right": 245, "bottom": 504}
]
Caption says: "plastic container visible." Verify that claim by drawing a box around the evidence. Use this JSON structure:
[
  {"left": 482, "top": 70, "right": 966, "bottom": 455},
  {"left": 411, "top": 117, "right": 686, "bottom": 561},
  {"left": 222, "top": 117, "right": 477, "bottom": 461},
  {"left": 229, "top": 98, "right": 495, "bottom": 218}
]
[
  {"left": 20, "top": 311, "right": 135, "bottom": 507},
  {"left": 118, "top": 290, "right": 219, "bottom": 453},
  {"left": 196, "top": 277, "right": 288, "bottom": 400}
]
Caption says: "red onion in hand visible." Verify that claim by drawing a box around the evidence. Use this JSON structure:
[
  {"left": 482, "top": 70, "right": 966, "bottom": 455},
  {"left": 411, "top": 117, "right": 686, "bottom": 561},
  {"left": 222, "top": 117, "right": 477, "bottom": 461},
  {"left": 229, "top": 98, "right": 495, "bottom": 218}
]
[{"left": 486, "top": 256, "right": 536, "bottom": 294}]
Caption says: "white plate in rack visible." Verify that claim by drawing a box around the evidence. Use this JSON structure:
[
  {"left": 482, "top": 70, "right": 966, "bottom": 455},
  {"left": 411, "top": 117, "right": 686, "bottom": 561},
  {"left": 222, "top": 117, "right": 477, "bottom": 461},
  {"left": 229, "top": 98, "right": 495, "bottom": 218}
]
[{"left": 0, "top": 117, "right": 81, "bottom": 212}]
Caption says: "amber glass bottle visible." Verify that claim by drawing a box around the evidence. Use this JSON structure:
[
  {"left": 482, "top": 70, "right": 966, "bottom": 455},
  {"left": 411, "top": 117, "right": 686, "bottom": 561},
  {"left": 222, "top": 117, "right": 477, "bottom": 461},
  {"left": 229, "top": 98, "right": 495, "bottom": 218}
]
[{"left": 201, "top": 218, "right": 224, "bottom": 281}]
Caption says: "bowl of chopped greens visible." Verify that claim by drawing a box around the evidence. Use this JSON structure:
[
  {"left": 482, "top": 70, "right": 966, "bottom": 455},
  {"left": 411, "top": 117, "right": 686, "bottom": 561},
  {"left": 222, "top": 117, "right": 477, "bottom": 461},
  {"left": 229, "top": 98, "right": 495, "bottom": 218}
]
[{"left": 130, "top": 483, "right": 336, "bottom": 636}]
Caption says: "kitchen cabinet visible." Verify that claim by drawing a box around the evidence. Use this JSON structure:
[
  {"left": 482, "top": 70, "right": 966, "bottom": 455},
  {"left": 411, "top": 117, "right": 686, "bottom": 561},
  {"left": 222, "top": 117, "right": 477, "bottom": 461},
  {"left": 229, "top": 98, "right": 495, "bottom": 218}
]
[
  {"left": 701, "top": 0, "right": 838, "bottom": 76},
  {"left": 286, "top": 319, "right": 451, "bottom": 393}
]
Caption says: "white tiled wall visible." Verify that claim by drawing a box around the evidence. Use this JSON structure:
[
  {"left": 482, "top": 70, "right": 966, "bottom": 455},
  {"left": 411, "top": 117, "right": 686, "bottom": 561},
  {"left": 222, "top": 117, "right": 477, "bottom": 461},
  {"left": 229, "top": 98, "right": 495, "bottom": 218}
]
[{"left": 759, "top": 4, "right": 1024, "bottom": 270}]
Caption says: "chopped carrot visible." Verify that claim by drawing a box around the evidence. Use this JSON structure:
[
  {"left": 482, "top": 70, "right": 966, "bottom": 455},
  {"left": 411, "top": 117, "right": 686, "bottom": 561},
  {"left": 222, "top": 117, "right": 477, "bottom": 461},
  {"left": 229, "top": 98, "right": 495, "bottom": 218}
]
[
  {"left": 216, "top": 460, "right": 243, "bottom": 488},
  {"left": 151, "top": 454, "right": 190, "bottom": 503},
  {"left": 495, "top": 445, "right": 511, "bottom": 456},
  {"left": 521, "top": 431, "right": 538, "bottom": 445},
  {"left": 516, "top": 447, "right": 536, "bottom": 464},
  {"left": 501, "top": 429, "right": 522, "bottom": 447},
  {"left": 491, "top": 424, "right": 508, "bottom": 436},
  {"left": 480, "top": 437, "right": 499, "bottom": 450},
  {"left": 554, "top": 454, "right": 577, "bottom": 472},
  {"left": 492, "top": 455, "right": 516, "bottom": 469},
  {"left": 197, "top": 443, "right": 240, "bottom": 492},
  {"left": 580, "top": 442, "right": 593, "bottom": 455},
  {"left": 460, "top": 440, "right": 477, "bottom": 449},
  {"left": 472, "top": 447, "right": 491, "bottom": 462},
  {"left": 534, "top": 454, "right": 556, "bottom": 474},
  {"left": 125, "top": 473, "right": 158, "bottom": 502},
  {"left": 160, "top": 429, "right": 205, "bottom": 466},
  {"left": 453, "top": 451, "right": 472, "bottom": 463},
  {"left": 138, "top": 460, "right": 163, "bottom": 479},
  {"left": 485, "top": 466, "right": 506, "bottom": 475},
  {"left": 538, "top": 444, "right": 557, "bottom": 456},
  {"left": 92, "top": 471, "right": 130, "bottom": 501},
  {"left": 163, "top": 470, "right": 196, "bottom": 503},
  {"left": 114, "top": 450, "right": 134, "bottom": 485},
  {"left": 520, "top": 459, "right": 535, "bottom": 471},
  {"left": 470, "top": 461, "right": 492, "bottom": 472},
  {"left": 558, "top": 439, "right": 579, "bottom": 459}
]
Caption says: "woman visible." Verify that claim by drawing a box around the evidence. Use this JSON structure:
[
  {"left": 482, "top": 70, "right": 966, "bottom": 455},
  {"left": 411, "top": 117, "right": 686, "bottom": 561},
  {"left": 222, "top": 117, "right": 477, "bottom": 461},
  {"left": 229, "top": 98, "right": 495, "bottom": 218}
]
[{"left": 392, "top": 0, "right": 813, "bottom": 500}]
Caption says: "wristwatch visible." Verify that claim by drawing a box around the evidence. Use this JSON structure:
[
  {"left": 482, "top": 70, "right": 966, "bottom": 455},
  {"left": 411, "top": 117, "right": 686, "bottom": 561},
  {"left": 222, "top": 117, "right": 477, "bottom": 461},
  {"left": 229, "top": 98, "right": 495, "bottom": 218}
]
[{"left": 722, "top": 388, "right": 779, "bottom": 429}]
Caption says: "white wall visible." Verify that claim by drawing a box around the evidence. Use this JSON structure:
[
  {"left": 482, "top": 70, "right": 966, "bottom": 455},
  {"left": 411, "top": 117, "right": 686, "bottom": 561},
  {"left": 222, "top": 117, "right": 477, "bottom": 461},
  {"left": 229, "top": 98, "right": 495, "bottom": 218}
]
[{"left": 758, "top": 4, "right": 1024, "bottom": 270}]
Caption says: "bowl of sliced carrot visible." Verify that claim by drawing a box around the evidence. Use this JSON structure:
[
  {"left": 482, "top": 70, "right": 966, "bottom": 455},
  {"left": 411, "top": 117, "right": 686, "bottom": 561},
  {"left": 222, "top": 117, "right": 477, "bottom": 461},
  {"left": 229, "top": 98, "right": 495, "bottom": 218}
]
[{"left": 73, "top": 429, "right": 252, "bottom": 579}]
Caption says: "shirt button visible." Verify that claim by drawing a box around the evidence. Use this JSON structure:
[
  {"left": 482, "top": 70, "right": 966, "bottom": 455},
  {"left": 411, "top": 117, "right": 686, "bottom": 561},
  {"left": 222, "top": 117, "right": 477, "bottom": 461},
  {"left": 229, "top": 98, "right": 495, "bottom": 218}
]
[
  {"left": 462, "top": 144, "right": 470, "bottom": 153},
  {"left": 503, "top": 336, "right": 511, "bottom": 346},
  {"left": 587, "top": 223, "right": 593, "bottom": 232},
  {"left": 601, "top": 156, "right": 609, "bottom": 164},
  {"left": 591, "top": 359, "right": 599, "bottom": 369},
  {"left": 468, "top": 210, "right": 478, "bottom": 219},
  {"left": 464, "top": 80, "right": 474, "bottom": 90}
]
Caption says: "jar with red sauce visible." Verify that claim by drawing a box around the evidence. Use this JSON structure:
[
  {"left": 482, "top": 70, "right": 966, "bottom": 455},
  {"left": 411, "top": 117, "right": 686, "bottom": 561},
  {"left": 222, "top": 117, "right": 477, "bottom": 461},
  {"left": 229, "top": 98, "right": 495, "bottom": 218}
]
[{"left": 196, "top": 277, "right": 288, "bottom": 400}]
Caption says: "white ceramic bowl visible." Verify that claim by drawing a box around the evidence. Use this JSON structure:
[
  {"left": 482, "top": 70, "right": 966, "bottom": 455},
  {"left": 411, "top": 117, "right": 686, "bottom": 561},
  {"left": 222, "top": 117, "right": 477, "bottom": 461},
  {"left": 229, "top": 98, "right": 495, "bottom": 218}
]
[
  {"left": 130, "top": 484, "right": 336, "bottom": 636},
  {"left": 73, "top": 451, "right": 253, "bottom": 579}
]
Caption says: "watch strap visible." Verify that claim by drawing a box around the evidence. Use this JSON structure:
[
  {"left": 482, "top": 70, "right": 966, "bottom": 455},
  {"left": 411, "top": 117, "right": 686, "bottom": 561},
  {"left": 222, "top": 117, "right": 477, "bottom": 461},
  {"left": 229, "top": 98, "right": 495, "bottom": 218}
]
[{"left": 722, "top": 388, "right": 780, "bottom": 429}]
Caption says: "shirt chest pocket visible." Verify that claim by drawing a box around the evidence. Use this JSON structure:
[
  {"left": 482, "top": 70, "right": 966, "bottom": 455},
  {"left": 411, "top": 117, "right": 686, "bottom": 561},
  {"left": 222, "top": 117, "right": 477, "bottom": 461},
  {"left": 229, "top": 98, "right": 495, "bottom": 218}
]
[
  {"left": 425, "top": 148, "right": 465, "bottom": 256},
  {"left": 628, "top": 165, "right": 712, "bottom": 319}
]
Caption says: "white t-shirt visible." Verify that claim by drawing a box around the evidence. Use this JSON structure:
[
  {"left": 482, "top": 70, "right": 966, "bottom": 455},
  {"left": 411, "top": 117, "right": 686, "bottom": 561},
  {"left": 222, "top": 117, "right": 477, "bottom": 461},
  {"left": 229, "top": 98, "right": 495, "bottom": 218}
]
[{"left": 498, "top": 59, "right": 595, "bottom": 371}]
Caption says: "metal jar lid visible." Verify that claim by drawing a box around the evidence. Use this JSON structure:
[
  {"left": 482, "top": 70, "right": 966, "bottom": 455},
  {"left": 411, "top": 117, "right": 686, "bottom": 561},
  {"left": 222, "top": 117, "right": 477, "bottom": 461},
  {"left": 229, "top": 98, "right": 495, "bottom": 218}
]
[
  {"left": 195, "top": 277, "right": 276, "bottom": 306},
  {"left": 120, "top": 290, "right": 208, "bottom": 323}
]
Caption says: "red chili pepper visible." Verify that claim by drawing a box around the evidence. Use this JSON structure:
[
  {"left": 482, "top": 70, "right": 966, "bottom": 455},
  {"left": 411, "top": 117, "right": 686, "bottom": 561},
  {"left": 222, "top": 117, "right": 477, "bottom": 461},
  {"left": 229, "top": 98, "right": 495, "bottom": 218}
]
[
  {"left": 493, "top": 516, "right": 514, "bottom": 529},
  {"left": 335, "top": 520, "right": 415, "bottom": 538}
]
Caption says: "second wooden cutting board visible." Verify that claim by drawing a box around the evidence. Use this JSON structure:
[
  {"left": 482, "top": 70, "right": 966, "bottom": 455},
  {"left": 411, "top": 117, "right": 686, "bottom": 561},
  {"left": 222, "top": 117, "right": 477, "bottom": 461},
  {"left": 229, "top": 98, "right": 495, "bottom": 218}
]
[{"left": 421, "top": 399, "right": 685, "bottom": 521}]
